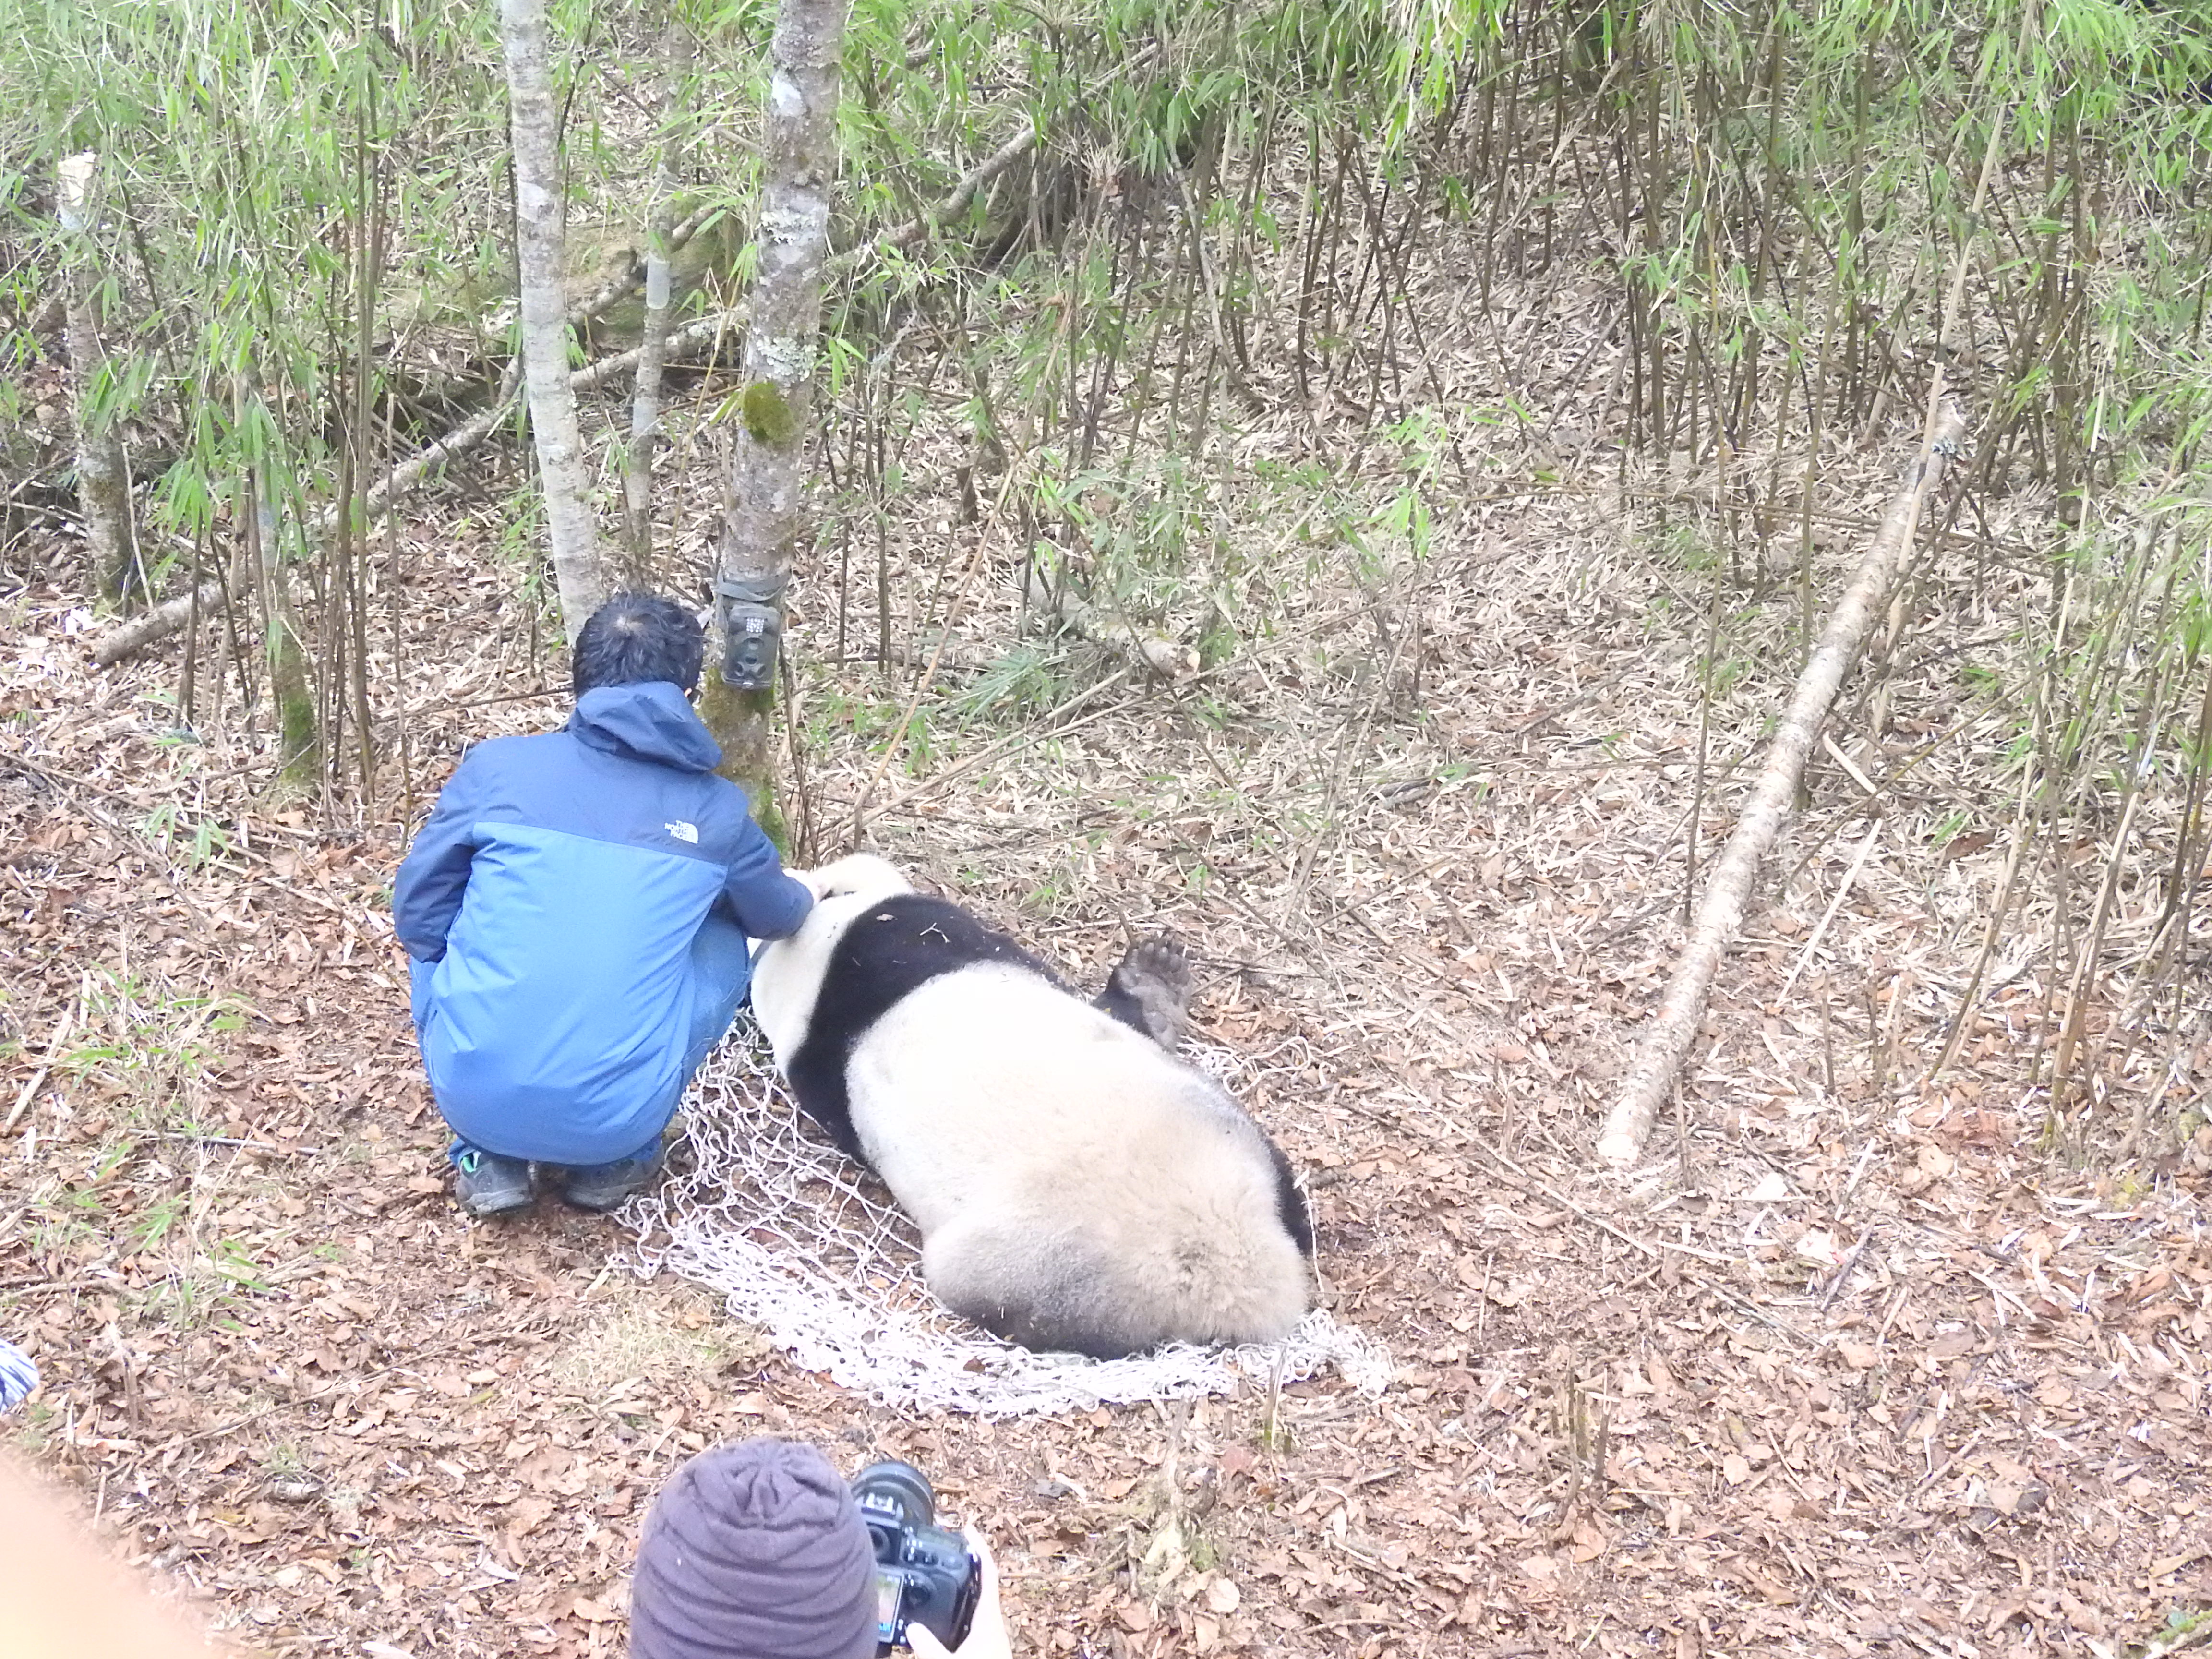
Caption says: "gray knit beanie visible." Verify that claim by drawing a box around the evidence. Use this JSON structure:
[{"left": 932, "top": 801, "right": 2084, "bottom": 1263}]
[{"left": 631, "top": 1438, "right": 878, "bottom": 1659}]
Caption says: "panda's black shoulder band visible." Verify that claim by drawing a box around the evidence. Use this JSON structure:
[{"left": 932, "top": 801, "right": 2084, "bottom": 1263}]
[{"left": 784, "top": 895, "right": 1064, "bottom": 1159}]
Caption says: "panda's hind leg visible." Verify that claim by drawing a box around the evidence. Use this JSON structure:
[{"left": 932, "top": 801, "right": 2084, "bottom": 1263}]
[
  {"left": 1095, "top": 936, "right": 1192, "bottom": 1050},
  {"left": 925, "top": 1214, "right": 1147, "bottom": 1357}
]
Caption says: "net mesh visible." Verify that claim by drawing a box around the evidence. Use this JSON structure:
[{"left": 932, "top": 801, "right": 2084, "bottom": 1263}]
[{"left": 615, "top": 1017, "right": 1393, "bottom": 1419}]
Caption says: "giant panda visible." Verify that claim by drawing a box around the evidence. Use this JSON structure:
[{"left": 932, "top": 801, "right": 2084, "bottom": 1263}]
[{"left": 747, "top": 854, "right": 1313, "bottom": 1358}]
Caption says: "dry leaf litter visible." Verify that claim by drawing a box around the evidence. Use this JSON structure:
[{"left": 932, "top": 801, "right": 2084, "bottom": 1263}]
[{"left": 1, "top": 192, "right": 2209, "bottom": 1659}]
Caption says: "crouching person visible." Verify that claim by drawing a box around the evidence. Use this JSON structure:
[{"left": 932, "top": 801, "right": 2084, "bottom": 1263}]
[{"left": 394, "top": 593, "right": 813, "bottom": 1218}]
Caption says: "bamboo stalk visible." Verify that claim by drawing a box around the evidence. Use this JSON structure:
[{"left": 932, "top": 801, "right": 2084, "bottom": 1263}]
[
  {"left": 1596, "top": 397, "right": 1966, "bottom": 1167},
  {"left": 92, "top": 368, "right": 522, "bottom": 667}
]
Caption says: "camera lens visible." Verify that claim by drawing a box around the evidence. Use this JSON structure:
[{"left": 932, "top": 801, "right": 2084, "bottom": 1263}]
[{"left": 850, "top": 1460, "right": 936, "bottom": 1532}]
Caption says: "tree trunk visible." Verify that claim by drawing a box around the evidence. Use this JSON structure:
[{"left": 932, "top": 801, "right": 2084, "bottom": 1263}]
[
  {"left": 498, "top": 0, "right": 607, "bottom": 642},
  {"left": 56, "top": 153, "right": 143, "bottom": 612},
  {"left": 622, "top": 15, "right": 697, "bottom": 584},
  {"left": 700, "top": 0, "right": 852, "bottom": 829}
]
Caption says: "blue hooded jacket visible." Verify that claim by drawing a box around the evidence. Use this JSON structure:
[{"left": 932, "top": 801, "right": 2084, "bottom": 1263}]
[{"left": 393, "top": 681, "right": 812, "bottom": 1166}]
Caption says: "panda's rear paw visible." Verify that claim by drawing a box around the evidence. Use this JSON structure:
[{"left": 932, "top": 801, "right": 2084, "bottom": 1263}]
[
  {"left": 1100, "top": 936, "right": 1193, "bottom": 1049},
  {"left": 1119, "top": 936, "right": 1192, "bottom": 1002}
]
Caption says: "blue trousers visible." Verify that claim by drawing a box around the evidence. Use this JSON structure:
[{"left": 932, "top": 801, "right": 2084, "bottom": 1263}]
[{"left": 412, "top": 908, "right": 753, "bottom": 1168}]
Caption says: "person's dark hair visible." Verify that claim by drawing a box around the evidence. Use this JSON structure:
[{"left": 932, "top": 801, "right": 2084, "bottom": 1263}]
[{"left": 572, "top": 592, "right": 705, "bottom": 698}]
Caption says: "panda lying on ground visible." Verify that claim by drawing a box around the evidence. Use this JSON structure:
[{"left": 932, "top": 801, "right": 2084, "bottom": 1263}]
[{"left": 748, "top": 855, "right": 1313, "bottom": 1358}]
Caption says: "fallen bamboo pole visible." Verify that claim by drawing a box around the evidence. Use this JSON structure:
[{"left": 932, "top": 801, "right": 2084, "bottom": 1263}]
[
  {"left": 1597, "top": 66, "right": 2011, "bottom": 1169},
  {"left": 1595, "top": 396, "right": 1967, "bottom": 1167}
]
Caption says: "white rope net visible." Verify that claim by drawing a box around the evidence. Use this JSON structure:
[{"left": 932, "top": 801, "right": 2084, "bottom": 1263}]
[{"left": 615, "top": 1017, "right": 1393, "bottom": 1419}]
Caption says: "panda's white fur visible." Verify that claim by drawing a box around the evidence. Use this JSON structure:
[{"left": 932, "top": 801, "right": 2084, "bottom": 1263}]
[{"left": 750, "top": 854, "right": 1311, "bottom": 1358}]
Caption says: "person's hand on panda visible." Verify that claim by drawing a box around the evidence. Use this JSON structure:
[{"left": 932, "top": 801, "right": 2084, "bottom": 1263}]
[
  {"left": 788, "top": 854, "right": 900, "bottom": 906},
  {"left": 785, "top": 865, "right": 835, "bottom": 902},
  {"left": 907, "top": 1529, "right": 1013, "bottom": 1659}
]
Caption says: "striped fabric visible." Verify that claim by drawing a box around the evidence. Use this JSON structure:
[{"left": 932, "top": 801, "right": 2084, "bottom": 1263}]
[{"left": 0, "top": 1339, "right": 38, "bottom": 1410}]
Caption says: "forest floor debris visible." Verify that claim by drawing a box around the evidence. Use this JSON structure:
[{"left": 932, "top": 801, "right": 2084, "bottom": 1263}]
[{"left": 5, "top": 257, "right": 2210, "bottom": 1659}]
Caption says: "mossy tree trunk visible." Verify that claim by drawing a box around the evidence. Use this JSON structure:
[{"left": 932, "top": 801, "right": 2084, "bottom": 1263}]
[{"left": 701, "top": 0, "right": 851, "bottom": 828}]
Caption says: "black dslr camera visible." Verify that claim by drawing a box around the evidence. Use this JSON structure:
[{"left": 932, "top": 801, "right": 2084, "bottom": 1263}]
[{"left": 851, "top": 1461, "right": 981, "bottom": 1654}]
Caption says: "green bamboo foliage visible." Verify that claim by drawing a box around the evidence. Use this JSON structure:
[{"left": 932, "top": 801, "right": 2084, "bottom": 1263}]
[{"left": 5, "top": 0, "right": 508, "bottom": 796}]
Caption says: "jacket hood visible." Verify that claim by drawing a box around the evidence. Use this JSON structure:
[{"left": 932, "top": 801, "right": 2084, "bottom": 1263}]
[{"left": 569, "top": 681, "right": 723, "bottom": 773}]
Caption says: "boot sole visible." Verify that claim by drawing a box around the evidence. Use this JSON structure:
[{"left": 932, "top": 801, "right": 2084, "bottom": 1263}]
[
  {"left": 559, "top": 1186, "right": 646, "bottom": 1213},
  {"left": 457, "top": 1189, "right": 534, "bottom": 1219}
]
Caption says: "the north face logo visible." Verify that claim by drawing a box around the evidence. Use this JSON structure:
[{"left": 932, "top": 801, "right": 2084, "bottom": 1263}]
[{"left": 665, "top": 820, "right": 698, "bottom": 844}]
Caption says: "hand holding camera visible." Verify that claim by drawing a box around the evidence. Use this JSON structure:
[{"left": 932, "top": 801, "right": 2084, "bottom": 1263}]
[
  {"left": 906, "top": 1531, "right": 1008, "bottom": 1659},
  {"left": 851, "top": 1460, "right": 1010, "bottom": 1657}
]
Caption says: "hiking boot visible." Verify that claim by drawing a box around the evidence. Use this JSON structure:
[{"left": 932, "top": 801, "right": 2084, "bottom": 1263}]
[
  {"left": 453, "top": 1147, "right": 533, "bottom": 1218},
  {"left": 560, "top": 1149, "right": 664, "bottom": 1213}
]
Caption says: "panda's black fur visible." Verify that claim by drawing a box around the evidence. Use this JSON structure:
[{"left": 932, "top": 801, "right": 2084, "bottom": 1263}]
[
  {"left": 749, "top": 856, "right": 1313, "bottom": 1358},
  {"left": 781, "top": 893, "right": 1058, "bottom": 1162}
]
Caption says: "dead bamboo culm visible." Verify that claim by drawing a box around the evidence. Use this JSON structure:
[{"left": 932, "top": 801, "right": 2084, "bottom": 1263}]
[{"left": 1596, "top": 397, "right": 1968, "bottom": 1167}]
